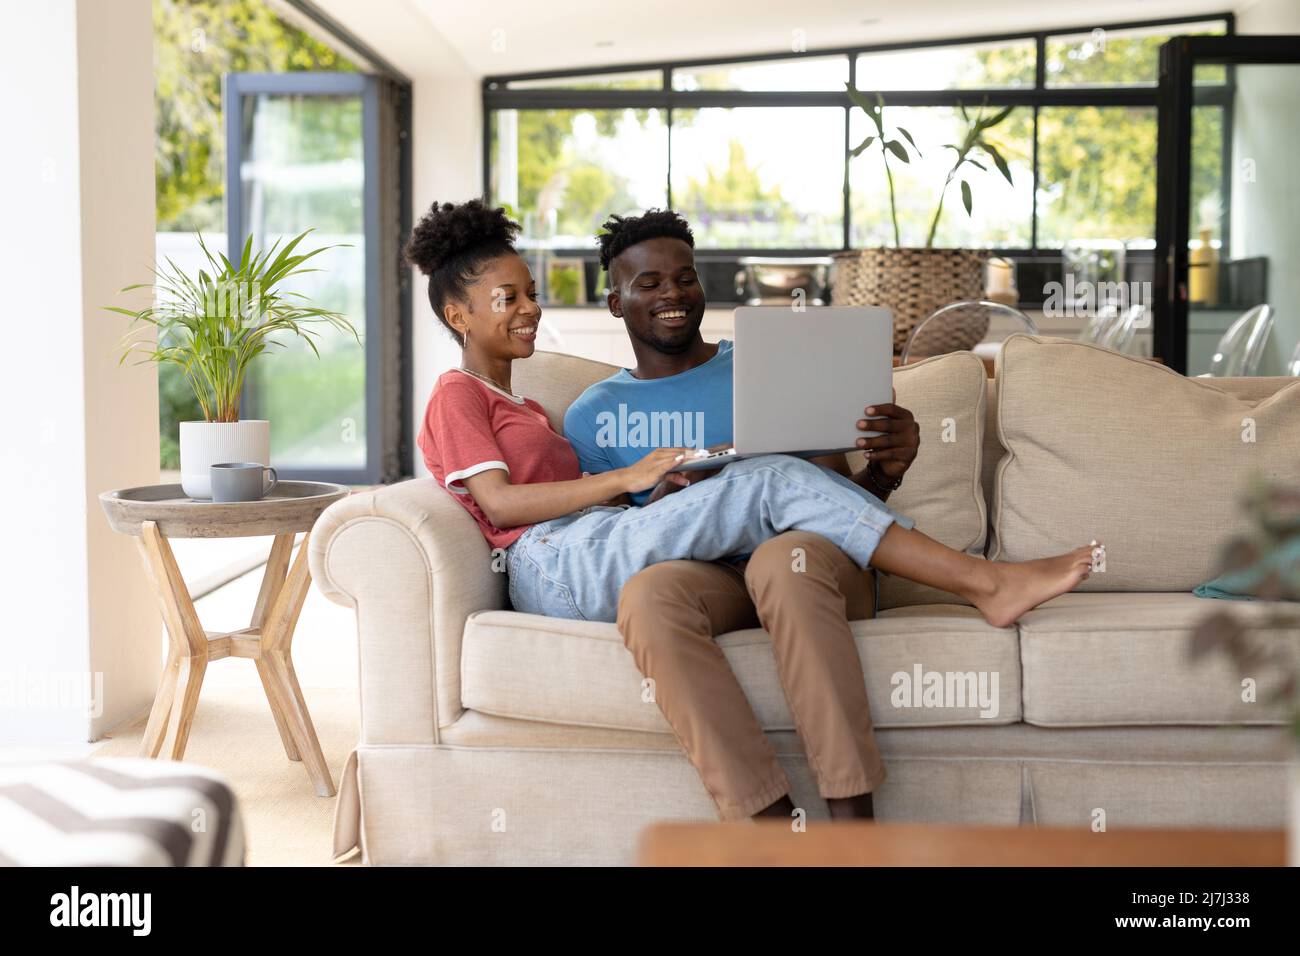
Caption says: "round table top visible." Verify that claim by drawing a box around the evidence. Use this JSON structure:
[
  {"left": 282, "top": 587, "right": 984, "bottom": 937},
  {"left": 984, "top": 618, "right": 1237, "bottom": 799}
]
[{"left": 99, "top": 481, "right": 351, "bottom": 539}]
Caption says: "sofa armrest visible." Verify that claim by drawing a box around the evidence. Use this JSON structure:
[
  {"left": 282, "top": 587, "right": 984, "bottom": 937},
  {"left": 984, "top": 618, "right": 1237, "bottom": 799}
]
[{"left": 308, "top": 478, "right": 506, "bottom": 742}]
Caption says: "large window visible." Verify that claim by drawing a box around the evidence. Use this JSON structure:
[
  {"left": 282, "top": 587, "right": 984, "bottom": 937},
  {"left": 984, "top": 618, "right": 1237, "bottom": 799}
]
[
  {"left": 672, "top": 107, "right": 844, "bottom": 248},
  {"left": 1035, "top": 105, "right": 1159, "bottom": 246},
  {"left": 850, "top": 105, "right": 1034, "bottom": 248},
  {"left": 490, "top": 107, "right": 667, "bottom": 245},
  {"left": 484, "top": 15, "right": 1232, "bottom": 300}
]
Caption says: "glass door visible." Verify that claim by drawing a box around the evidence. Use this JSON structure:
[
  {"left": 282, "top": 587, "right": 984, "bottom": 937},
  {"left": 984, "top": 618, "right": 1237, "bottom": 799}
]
[
  {"left": 1155, "top": 36, "right": 1300, "bottom": 376},
  {"left": 224, "top": 72, "right": 400, "bottom": 483}
]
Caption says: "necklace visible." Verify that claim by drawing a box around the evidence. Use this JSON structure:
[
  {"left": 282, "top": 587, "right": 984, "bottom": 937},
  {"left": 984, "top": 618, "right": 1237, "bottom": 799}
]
[{"left": 458, "top": 366, "right": 514, "bottom": 395}]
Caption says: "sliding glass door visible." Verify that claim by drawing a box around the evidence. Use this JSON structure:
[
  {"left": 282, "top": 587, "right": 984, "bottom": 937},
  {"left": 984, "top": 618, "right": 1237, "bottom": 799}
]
[
  {"left": 224, "top": 72, "right": 408, "bottom": 483},
  {"left": 1155, "top": 36, "right": 1300, "bottom": 376}
]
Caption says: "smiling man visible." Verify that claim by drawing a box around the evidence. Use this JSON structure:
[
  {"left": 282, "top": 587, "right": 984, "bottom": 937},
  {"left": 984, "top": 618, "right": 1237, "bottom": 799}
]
[{"left": 562, "top": 208, "right": 921, "bottom": 822}]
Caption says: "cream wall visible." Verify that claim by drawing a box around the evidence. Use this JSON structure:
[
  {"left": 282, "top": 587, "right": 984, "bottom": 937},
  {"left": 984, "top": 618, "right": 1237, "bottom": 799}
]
[{"left": 0, "top": 0, "right": 159, "bottom": 745}]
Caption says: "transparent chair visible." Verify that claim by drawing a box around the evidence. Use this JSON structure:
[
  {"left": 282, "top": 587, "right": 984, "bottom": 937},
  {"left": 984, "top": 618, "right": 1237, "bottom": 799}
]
[
  {"left": 899, "top": 300, "right": 1038, "bottom": 366},
  {"left": 1080, "top": 303, "right": 1145, "bottom": 354},
  {"left": 1205, "top": 304, "right": 1274, "bottom": 377},
  {"left": 1078, "top": 304, "right": 1116, "bottom": 345},
  {"left": 1287, "top": 340, "right": 1300, "bottom": 377}
]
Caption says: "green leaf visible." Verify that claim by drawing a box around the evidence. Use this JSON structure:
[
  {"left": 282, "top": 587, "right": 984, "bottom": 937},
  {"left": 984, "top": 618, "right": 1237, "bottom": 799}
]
[
  {"left": 844, "top": 83, "right": 881, "bottom": 122},
  {"left": 884, "top": 140, "right": 910, "bottom": 163},
  {"left": 960, "top": 179, "right": 973, "bottom": 216},
  {"left": 978, "top": 104, "right": 1015, "bottom": 130},
  {"left": 895, "top": 126, "right": 920, "bottom": 156},
  {"left": 980, "top": 141, "right": 1014, "bottom": 185},
  {"left": 967, "top": 159, "right": 987, "bottom": 172},
  {"left": 849, "top": 135, "right": 876, "bottom": 158}
]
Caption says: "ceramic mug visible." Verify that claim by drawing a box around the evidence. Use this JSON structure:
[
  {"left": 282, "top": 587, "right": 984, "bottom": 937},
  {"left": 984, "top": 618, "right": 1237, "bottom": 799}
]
[{"left": 209, "top": 462, "right": 278, "bottom": 503}]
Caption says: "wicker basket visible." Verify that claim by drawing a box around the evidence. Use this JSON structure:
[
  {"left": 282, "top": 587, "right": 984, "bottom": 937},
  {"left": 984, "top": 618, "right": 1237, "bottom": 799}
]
[{"left": 831, "top": 248, "right": 988, "bottom": 355}]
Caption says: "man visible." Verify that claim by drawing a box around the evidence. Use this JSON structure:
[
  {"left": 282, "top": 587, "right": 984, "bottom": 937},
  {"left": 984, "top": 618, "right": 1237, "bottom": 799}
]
[{"left": 563, "top": 209, "right": 921, "bottom": 822}]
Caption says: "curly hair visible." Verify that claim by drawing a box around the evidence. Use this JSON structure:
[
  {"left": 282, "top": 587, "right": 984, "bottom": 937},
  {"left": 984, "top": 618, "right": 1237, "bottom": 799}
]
[
  {"left": 404, "top": 199, "right": 520, "bottom": 346},
  {"left": 595, "top": 208, "right": 694, "bottom": 273}
]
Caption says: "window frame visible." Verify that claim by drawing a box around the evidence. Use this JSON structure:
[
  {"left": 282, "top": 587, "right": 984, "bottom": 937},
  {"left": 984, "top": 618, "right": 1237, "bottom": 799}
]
[
  {"left": 482, "top": 12, "right": 1234, "bottom": 267},
  {"left": 224, "top": 71, "right": 405, "bottom": 484}
]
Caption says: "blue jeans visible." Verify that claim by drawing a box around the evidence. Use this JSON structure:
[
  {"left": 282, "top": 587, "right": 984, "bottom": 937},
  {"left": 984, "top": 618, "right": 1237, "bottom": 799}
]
[{"left": 506, "top": 454, "right": 915, "bottom": 623}]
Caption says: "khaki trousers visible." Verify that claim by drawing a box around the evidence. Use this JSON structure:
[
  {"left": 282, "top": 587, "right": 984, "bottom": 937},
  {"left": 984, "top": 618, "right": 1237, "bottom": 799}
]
[{"left": 616, "top": 530, "right": 886, "bottom": 820}]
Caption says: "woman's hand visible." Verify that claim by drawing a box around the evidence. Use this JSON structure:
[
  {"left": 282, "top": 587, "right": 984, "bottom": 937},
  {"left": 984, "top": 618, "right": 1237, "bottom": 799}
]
[
  {"left": 619, "top": 447, "right": 692, "bottom": 494},
  {"left": 643, "top": 441, "right": 731, "bottom": 502}
]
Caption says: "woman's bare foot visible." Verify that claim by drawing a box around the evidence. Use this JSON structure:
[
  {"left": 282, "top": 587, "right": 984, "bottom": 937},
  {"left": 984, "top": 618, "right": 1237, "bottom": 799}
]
[{"left": 971, "top": 545, "right": 1096, "bottom": 628}]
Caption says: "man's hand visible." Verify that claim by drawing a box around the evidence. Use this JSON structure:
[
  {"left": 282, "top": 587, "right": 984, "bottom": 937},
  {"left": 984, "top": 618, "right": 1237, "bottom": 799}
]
[
  {"left": 856, "top": 387, "right": 919, "bottom": 483},
  {"left": 644, "top": 473, "right": 690, "bottom": 505}
]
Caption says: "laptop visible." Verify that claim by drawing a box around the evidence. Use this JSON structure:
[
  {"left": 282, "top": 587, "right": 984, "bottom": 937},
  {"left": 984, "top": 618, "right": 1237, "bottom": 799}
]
[{"left": 671, "top": 306, "right": 895, "bottom": 471}]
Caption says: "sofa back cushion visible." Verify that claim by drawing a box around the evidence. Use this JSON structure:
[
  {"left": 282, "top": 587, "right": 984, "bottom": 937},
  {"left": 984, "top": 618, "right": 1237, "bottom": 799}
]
[
  {"left": 990, "top": 334, "right": 1300, "bottom": 590},
  {"left": 512, "top": 350, "right": 619, "bottom": 432},
  {"left": 873, "top": 351, "right": 990, "bottom": 608}
]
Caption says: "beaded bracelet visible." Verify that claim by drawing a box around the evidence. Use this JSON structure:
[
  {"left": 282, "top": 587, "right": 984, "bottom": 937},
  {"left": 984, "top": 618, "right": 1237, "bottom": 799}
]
[{"left": 864, "top": 457, "right": 903, "bottom": 494}]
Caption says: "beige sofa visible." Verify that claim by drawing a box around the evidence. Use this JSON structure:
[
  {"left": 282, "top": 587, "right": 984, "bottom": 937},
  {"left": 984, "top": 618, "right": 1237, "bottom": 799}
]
[{"left": 309, "top": 335, "right": 1300, "bottom": 865}]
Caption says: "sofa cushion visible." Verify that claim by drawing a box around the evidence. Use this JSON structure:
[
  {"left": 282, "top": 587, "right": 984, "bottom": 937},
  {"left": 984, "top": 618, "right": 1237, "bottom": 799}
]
[
  {"left": 461, "top": 605, "right": 1020, "bottom": 732},
  {"left": 1017, "top": 592, "right": 1300, "bottom": 727},
  {"left": 863, "top": 351, "right": 989, "bottom": 609},
  {"left": 991, "top": 334, "right": 1300, "bottom": 590},
  {"left": 511, "top": 349, "right": 618, "bottom": 432}
]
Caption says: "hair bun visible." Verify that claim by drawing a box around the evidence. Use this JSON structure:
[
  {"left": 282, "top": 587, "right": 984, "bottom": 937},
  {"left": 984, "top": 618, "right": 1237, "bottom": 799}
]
[{"left": 404, "top": 199, "right": 519, "bottom": 275}]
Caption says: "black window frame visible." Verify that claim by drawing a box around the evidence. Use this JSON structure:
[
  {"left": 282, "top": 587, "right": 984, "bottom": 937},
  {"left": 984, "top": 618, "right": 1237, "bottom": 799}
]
[
  {"left": 482, "top": 12, "right": 1235, "bottom": 303},
  {"left": 1154, "top": 33, "right": 1300, "bottom": 374}
]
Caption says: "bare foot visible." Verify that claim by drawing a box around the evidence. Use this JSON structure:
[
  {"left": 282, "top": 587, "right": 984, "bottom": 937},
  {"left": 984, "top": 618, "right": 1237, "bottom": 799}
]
[{"left": 972, "top": 545, "right": 1095, "bottom": 628}]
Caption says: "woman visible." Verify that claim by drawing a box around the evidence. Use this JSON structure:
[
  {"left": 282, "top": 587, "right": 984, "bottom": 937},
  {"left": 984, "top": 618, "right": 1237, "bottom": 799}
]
[{"left": 406, "top": 199, "right": 1097, "bottom": 628}]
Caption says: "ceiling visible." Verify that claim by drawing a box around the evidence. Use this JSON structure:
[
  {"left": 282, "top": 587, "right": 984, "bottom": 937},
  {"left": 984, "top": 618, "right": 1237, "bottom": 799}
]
[{"left": 405, "top": 0, "right": 1237, "bottom": 77}]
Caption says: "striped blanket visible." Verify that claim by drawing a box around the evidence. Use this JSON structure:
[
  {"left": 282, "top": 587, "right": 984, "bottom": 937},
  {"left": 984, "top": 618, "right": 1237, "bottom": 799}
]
[{"left": 0, "top": 758, "right": 244, "bottom": 866}]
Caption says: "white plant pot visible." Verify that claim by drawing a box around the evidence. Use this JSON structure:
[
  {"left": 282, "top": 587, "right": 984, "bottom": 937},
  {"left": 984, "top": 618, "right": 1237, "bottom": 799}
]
[{"left": 179, "top": 420, "right": 271, "bottom": 499}]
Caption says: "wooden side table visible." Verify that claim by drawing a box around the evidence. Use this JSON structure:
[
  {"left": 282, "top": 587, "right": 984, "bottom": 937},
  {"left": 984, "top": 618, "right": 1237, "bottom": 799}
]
[{"left": 100, "top": 481, "right": 349, "bottom": 797}]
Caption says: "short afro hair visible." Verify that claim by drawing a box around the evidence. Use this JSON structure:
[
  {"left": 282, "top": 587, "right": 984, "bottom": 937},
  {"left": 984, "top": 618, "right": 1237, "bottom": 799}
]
[
  {"left": 404, "top": 199, "right": 520, "bottom": 346},
  {"left": 595, "top": 208, "right": 694, "bottom": 273}
]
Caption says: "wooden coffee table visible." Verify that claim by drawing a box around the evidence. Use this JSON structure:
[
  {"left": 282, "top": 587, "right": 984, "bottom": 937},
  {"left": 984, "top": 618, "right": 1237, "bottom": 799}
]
[
  {"left": 637, "top": 821, "right": 1286, "bottom": 866},
  {"left": 100, "top": 481, "right": 349, "bottom": 796}
]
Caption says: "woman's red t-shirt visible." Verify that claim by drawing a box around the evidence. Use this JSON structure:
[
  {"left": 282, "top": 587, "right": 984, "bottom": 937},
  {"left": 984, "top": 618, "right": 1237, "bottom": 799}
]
[{"left": 417, "top": 369, "right": 582, "bottom": 550}]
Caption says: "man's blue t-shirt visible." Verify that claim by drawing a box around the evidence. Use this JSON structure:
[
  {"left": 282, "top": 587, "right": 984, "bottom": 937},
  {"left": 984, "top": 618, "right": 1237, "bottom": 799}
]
[{"left": 563, "top": 340, "right": 734, "bottom": 505}]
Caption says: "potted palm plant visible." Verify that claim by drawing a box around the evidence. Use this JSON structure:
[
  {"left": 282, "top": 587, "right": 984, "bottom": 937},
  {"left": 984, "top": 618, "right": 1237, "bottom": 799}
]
[
  {"left": 108, "top": 230, "right": 357, "bottom": 498},
  {"left": 836, "top": 89, "right": 1018, "bottom": 354}
]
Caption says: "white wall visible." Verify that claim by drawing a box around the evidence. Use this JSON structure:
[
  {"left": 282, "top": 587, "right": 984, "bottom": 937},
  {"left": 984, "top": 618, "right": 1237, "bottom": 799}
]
[
  {"left": 1232, "top": 0, "right": 1300, "bottom": 374},
  {"left": 1237, "top": 0, "right": 1300, "bottom": 33},
  {"left": 409, "top": 73, "right": 481, "bottom": 474},
  {"left": 0, "top": 0, "right": 160, "bottom": 746}
]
